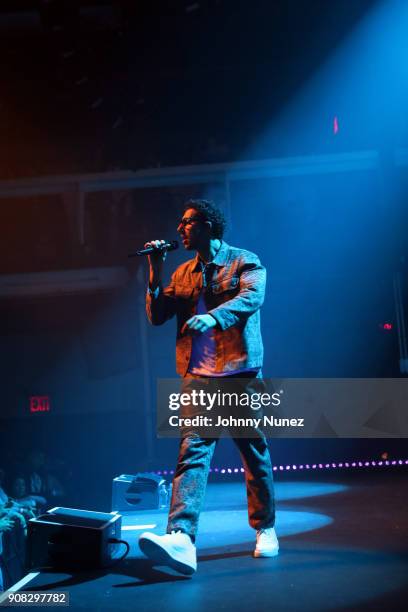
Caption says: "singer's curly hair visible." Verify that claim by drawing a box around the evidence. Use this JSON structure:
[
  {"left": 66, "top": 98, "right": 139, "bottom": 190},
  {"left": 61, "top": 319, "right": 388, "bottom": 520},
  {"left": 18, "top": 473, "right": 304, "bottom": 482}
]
[{"left": 183, "top": 199, "right": 226, "bottom": 239}]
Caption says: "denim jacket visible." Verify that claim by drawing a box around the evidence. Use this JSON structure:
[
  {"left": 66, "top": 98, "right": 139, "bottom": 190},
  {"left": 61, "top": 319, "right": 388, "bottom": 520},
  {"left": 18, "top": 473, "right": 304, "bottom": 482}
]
[{"left": 146, "top": 241, "right": 266, "bottom": 377}]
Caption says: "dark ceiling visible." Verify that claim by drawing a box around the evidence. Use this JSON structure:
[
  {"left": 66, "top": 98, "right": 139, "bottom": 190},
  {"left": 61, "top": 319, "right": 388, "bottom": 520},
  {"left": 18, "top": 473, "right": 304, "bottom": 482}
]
[{"left": 0, "top": 0, "right": 379, "bottom": 180}]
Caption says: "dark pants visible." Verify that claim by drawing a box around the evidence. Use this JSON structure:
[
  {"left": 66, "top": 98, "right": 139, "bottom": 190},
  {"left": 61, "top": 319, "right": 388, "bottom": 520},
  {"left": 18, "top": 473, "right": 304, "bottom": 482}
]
[{"left": 167, "top": 374, "right": 275, "bottom": 540}]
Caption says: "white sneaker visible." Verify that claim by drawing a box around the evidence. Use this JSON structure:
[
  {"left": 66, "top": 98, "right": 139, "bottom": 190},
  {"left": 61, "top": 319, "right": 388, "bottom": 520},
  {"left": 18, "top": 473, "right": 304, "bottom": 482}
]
[
  {"left": 138, "top": 530, "right": 197, "bottom": 575},
  {"left": 254, "top": 527, "right": 279, "bottom": 558}
]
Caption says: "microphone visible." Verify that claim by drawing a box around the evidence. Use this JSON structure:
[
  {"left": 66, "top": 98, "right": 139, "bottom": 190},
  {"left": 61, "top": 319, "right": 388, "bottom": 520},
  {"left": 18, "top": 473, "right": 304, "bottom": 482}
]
[{"left": 128, "top": 240, "right": 179, "bottom": 257}]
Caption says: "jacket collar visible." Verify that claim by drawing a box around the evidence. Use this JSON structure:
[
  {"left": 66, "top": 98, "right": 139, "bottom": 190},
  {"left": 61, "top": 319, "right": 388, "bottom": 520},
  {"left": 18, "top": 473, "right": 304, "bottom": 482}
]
[{"left": 192, "top": 240, "right": 229, "bottom": 271}]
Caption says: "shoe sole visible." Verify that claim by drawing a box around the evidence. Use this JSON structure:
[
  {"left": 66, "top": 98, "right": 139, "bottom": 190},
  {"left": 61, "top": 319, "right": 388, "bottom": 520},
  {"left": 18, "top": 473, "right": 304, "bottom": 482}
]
[
  {"left": 139, "top": 536, "right": 196, "bottom": 575},
  {"left": 253, "top": 548, "right": 279, "bottom": 558}
]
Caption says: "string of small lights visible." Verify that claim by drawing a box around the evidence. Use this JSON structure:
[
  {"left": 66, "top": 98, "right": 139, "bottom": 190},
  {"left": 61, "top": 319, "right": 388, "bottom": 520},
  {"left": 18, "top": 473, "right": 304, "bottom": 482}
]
[{"left": 155, "top": 459, "right": 408, "bottom": 476}]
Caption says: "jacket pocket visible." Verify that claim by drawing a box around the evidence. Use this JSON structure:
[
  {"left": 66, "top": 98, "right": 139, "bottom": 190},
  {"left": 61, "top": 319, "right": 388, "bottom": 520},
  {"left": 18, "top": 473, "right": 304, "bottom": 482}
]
[
  {"left": 175, "top": 284, "right": 194, "bottom": 299},
  {"left": 211, "top": 275, "right": 239, "bottom": 294}
]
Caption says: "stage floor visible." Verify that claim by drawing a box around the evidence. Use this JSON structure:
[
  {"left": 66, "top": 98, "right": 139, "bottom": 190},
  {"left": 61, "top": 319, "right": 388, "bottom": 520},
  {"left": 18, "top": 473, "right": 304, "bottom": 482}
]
[{"left": 2, "top": 470, "right": 408, "bottom": 611}]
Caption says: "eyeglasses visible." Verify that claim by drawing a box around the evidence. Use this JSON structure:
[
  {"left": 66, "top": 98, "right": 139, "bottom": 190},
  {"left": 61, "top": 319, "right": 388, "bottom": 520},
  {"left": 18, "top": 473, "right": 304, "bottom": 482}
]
[{"left": 178, "top": 216, "right": 201, "bottom": 228}]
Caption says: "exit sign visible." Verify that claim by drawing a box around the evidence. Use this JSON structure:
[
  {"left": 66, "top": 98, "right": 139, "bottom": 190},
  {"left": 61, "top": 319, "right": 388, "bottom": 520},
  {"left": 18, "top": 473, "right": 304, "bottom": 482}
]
[{"left": 30, "top": 396, "right": 50, "bottom": 413}]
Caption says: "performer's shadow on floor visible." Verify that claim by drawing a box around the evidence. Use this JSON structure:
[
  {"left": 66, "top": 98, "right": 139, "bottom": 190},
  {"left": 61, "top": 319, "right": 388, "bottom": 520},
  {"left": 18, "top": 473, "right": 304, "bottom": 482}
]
[
  {"left": 24, "top": 546, "right": 264, "bottom": 590},
  {"left": 112, "top": 549, "right": 258, "bottom": 586},
  {"left": 112, "top": 558, "right": 194, "bottom": 586},
  {"left": 25, "top": 559, "right": 193, "bottom": 590}
]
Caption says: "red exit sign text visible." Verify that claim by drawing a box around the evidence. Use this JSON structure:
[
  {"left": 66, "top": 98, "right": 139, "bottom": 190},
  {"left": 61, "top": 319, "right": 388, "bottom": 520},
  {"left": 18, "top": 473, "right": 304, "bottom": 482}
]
[{"left": 30, "top": 396, "right": 50, "bottom": 413}]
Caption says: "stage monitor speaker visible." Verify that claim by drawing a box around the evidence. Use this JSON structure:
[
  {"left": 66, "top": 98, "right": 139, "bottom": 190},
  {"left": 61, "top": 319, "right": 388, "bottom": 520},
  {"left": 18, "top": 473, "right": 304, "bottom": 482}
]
[
  {"left": 27, "top": 507, "right": 122, "bottom": 570},
  {"left": 112, "top": 473, "right": 167, "bottom": 512}
]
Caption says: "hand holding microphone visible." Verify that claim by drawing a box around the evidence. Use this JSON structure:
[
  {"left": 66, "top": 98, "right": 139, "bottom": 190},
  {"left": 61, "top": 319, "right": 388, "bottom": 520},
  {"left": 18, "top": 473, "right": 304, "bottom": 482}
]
[
  {"left": 130, "top": 238, "right": 178, "bottom": 291},
  {"left": 128, "top": 239, "right": 178, "bottom": 258}
]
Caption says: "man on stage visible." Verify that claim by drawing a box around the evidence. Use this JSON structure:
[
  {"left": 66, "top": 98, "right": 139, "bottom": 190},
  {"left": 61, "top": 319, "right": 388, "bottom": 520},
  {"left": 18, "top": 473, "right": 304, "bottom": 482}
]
[{"left": 139, "top": 199, "right": 278, "bottom": 574}]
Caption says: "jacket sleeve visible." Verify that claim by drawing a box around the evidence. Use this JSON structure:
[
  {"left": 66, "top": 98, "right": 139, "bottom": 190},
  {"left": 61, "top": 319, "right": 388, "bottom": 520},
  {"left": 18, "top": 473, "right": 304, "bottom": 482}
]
[
  {"left": 208, "top": 256, "right": 266, "bottom": 331},
  {"left": 146, "top": 271, "right": 178, "bottom": 326}
]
